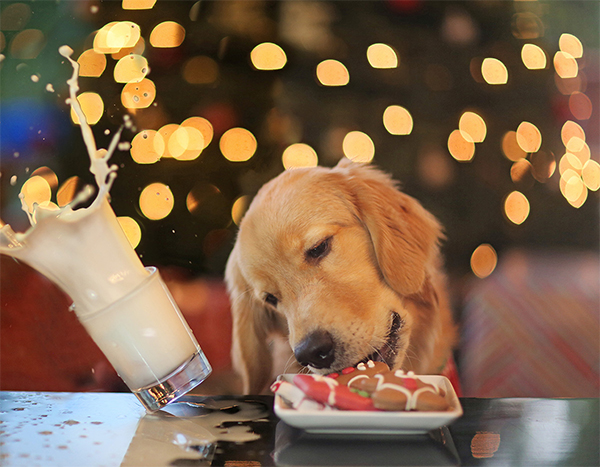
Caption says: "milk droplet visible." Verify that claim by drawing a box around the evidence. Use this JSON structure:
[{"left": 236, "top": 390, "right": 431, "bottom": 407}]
[
  {"left": 46, "top": 84, "right": 55, "bottom": 93},
  {"left": 10, "top": 175, "right": 17, "bottom": 186},
  {"left": 59, "top": 45, "right": 74, "bottom": 58},
  {"left": 0, "top": 54, "right": 5, "bottom": 63},
  {"left": 90, "top": 5, "right": 99, "bottom": 13},
  {"left": 118, "top": 142, "right": 131, "bottom": 151},
  {"left": 104, "top": 129, "right": 110, "bottom": 135},
  {"left": 31, "top": 75, "right": 40, "bottom": 83}
]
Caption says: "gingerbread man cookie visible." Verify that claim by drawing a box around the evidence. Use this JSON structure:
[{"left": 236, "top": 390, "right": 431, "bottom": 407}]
[
  {"left": 326, "top": 360, "right": 389, "bottom": 388},
  {"left": 354, "top": 370, "right": 449, "bottom": 411}
]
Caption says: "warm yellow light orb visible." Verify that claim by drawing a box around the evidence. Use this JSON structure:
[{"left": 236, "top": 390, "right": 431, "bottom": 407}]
[{"left": 383, "top": 105, "right": 413, "bottom": 135}]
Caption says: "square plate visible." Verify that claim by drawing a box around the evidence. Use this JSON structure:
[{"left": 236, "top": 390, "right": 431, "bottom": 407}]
[{"left": 273, "top": 374, "right": 463, "bottom": 435}]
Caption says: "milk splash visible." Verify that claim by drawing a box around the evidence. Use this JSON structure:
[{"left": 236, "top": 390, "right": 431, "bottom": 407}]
[
  {"left": 0, "top": 46, "right": 211, "bottom": 408},
  {"left": 0, "top": 45, "right": 145, "bottom": 313}
]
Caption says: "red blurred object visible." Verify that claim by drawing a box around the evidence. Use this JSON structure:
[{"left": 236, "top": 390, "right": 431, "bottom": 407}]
[
  {"left": 0, "top": 256, "right": 234, "bottom": 393},
  {"left": 386, "top": 0, "right": 424, "bottom": 14}
]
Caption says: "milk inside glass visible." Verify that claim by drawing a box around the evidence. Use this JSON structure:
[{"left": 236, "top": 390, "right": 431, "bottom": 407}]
[{"left": 0, "top": 46, "right": 211, "bottom": 409}]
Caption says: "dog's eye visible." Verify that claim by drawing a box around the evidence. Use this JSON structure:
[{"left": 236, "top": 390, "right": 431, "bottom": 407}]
[
  {"left": 264, "top": 293, "right": 278, "bottom": 307},
  {"left": 306, "top": 236, "right": 332, "bottom": 261}
]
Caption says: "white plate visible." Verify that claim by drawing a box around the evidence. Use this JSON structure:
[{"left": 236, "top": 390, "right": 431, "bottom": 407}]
[{"left": 273, "top": 374, "right": 463, "bottom": 435}]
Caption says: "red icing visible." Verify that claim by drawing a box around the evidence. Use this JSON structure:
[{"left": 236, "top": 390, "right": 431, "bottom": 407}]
[
  {"left": 328, "top": 372, "right": 339, "bottom": 379},
  {"left": 293, "top": 375, "right": 375, "bottom": 411},
  {"left": 402, "top": 377, "right": 418, "bottom": 391},
  {"left": 270, "top": 381, "right": 282, "bottom": 392},
  {"left": 342, "top": 367, "right": 355, "bottom": 375}
]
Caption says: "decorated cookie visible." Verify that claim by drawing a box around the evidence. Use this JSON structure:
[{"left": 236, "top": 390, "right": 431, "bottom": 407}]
[
  {"left": 270, "top": 380, "right": 330, "bottom": 411},
  {"left": 293, "top": 374, "right": 375, "bottom": 411},
  {"left": 327, "top": 360, "right": 390, "bottom": 388},
  {"left": 354, "top": 370, "right": 449, "bottom": 411}
]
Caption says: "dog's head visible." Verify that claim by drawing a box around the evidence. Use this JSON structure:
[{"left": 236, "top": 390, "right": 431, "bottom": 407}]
[{"left": 225, "top": 160, "right": 444, "bottom": 394}]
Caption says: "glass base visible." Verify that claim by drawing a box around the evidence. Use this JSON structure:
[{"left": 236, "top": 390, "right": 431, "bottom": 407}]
[{"left": 133, "top": 351, "right": 212, "bottom": 412}]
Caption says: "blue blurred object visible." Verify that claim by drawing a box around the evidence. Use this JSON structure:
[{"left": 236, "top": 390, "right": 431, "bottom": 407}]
[{"left": 0, "top": 98, "right": 68, "bottom": 160}]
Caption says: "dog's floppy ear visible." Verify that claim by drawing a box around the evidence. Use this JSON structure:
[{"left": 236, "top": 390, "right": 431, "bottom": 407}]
[
  {"left": 225, "top": 243, "right": 273, "bottom": 394},
  {"left": 339, "top": 160, "right": 444, "bottom": 296}
]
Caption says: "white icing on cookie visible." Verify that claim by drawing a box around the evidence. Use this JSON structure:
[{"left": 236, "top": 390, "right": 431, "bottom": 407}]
[{"left": 374, "top": 374, "right": 438, "bottom": 411}]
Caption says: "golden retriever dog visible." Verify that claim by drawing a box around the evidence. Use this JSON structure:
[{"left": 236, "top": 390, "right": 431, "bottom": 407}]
[{"left": 225, "top": 159, "right": 457, "bottom": 394}]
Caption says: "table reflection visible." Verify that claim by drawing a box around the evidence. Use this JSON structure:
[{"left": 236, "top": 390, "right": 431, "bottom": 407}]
[
  {"left": 273, "top": 422, "right": 460, "bottom": 466},
  {"left": 451, "top": 398, "right": 599, "bottom": 466},
  {"left": 1, "top": 393, "right": 597, "bottom": 466}
]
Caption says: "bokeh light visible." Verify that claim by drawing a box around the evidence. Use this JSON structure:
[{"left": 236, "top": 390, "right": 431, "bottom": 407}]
[
  {"left": 250, "top": 42, "right": 287, "bottom": 70},
  {"left": 121, "top": 78, "right": 156, "bottom": 109},
  {"left": 10, "top": 29, "right": 45, "bottom": 59},
  {"left": 568, "top": 92, "right": 592, "bottom": 120},
  {"left": 107, "top": 21, "right": 140, "bottom": 49},
  {"left": 561, "top": 120, "right": 586, "bottom": 149},
  {"left": 316, "top": 59, "right": 349, "bottom": 86},
  {"left": 342, "top": 131, "right": 375, "bottom": 163},
  {"left": 582, "top": 160, "right": 600, "bottom": 191},
  {"left": 94, "top": 21, "right": 141, "bottom": 54},
  {"left": 510, "top": 159, "right": 534, "bottom": 187},
  {"left": 383, "top": 105, "right": 413, "bottom": 135},
  {"left": 366, "top": 43, "right": 398, "bottom": 69},
  {"left": 117, "top": 216, "right": 142, "bottom": 248},
  {"left": 149, "top": 21, "right": 185, "bottom": 48},
  {"left": 481, "top": 58, "right": 508, "bottom": 85},
  {"left": 122, "top": 0, "right": 157, "bottom": 9},
  {"left": 220, "top": 128, "right": 257, "bottom": 162},
  {"left": 182, "top": 117, "right": 213, "bottom": 149},
  {"left": 516, "top": 121, "right": 542, "bottom": 153},
  {"left": 70, "top": 92, "right": 104, "bottom": 125},
  {"left": 459, "top": 111, "right": 486, "bottom": 143},
  {"left": 93, "top": 22, "right": 120, "bottom": 54},
  {"left": 156, "top": 124, "right": 180, "bottom": 158},
  {"left": 511, "top": 12, "right": 544, "bottom": 40},
  {"left": 112, "top": 36, "right": 145, "bottom": 60},
  {"left": 57, "top": 176, "right": 81, "bottom": 207},
  {"left": 282, "top": 143, "right": 318, "bottom": 169},
  {"left": 501, "top": 131, "right": 527, "bottom": 161},
  {"left": 114, "top": 54, "right": 149, "bottom": 83},
  {"left": 231, "top": 195, "right": 249, "bottom": 226},
  {"left": 570, "top": 141, "right": 591, "bottom": 166},
  {"left": 554, "top": 51, "right": 578, "bottom": 79},
  {"left": 554, "top": 73, "right": 584, "bottom": 96},
  {"left": 130, "top": 130, "right": 164, "bottom": 164},
  {"left": 559, "top": 153, "right": 583, "bottom": 177},
  {"left": 31, "top": 166, "right": 58, "bottom": 191},
  {"left": 560, "top": 172, "right": 587, "bottom": 208},
  {"left": 77, "top": 49, "right": 107, "bottom": 77},
  {"left": 521, "top": 43, "right": 546, "bottom": 70},
  {"left": 20, "top": 176, "right": 51, "bottom": 214},
  {"left": 530, "top": 151, "right": 556, "bottom": 183},
  {"left": 504, "top": 191, "right": 530, "bottom": 225},
  {"left": 447, "top": 129, "right": 475, "bottom": 162},
  {"left": 0, "top": 2, "right": 32, "bottom": 31},
  {"left": 139, "top": 183, "right": 174, "bottom": 220},
  {"left": 559, "top": 33, "right": 583, "bottom": 59},
  {"left": 470, "top": 244, "right": 498, "bottom": 279},
  {"left": 170, "top": 126, "right": 204, "bottom": 161},
  {"left": 182, "top": 56, "right": 219, "bottom": 84}
]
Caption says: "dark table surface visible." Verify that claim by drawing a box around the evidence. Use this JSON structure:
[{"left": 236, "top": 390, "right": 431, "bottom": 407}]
[{"left": 1, "top": 391, "right": 598, "bottom": 466}]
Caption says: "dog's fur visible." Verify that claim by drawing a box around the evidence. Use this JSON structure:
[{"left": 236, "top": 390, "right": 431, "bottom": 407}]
[{"left": 225, "top": 160, "right": 457, "bottom": 394}]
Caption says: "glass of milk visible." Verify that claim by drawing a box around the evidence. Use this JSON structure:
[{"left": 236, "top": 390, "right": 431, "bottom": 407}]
[{"left": 1, "top": 195, "right": 212, "bottom": 412}]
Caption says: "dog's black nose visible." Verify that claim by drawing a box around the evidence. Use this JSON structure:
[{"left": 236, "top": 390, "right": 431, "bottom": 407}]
[{"left": 294, "top": 330, "right": 336, "bottom": 369}]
